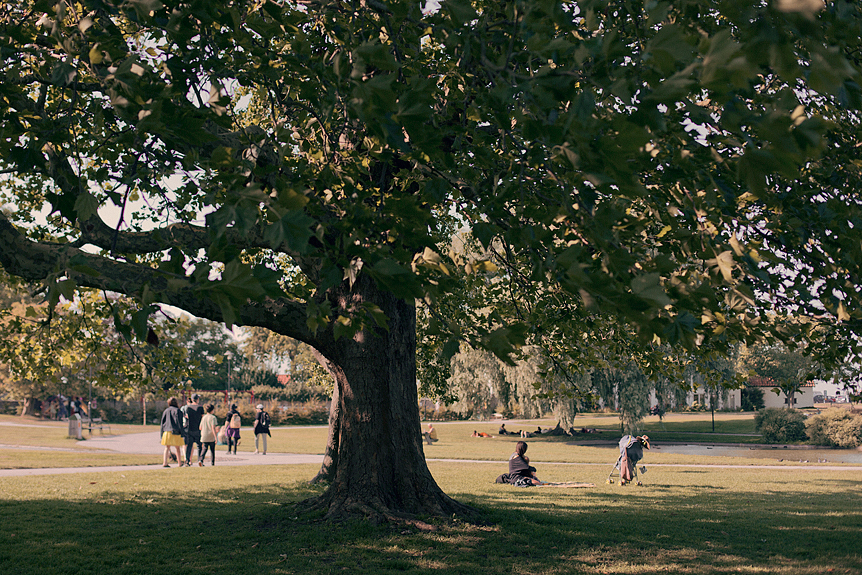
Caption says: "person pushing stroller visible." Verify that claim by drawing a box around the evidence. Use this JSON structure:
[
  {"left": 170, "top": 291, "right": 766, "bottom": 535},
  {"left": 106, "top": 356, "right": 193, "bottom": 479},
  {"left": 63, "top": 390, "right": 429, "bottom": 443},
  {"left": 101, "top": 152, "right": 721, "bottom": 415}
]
[{"left": 607, "top": 435, "right": 650, "bottom": 486}]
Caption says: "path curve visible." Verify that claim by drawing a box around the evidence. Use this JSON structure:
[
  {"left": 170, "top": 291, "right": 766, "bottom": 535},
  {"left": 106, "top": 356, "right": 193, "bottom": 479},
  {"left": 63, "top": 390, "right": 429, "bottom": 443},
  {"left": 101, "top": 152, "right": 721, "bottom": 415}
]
[{"left": 2, "top": 423, "right": 861, "bottom": 477}]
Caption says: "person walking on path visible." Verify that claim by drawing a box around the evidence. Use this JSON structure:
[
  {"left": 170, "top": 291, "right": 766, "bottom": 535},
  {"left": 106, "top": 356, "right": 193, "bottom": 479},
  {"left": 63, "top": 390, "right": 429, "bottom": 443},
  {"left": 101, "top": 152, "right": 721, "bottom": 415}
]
[
  {"left": 225, "top": 403, "right": 241, "bottom": 455},
  {"left": 160, "top": 397, "right": 185, "bottom": 467},
  {"left": 181, "top": 394, "right": 204, "bottom": 467},
  {"left": 198, "top": 403, "right": 218, "bottom": 466},
  {"left": 253, "top": 404, "right": 271, "bottom": 455}
]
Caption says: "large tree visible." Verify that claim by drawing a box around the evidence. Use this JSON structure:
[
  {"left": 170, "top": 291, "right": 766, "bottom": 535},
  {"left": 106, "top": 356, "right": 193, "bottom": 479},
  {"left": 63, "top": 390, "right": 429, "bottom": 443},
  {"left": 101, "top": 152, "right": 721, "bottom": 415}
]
[
  {"left": 740, "top": 342, "right": 817, "bottom": 407},
  {"left": 2, "top": 0, "right": 862, "bottom": 522}
]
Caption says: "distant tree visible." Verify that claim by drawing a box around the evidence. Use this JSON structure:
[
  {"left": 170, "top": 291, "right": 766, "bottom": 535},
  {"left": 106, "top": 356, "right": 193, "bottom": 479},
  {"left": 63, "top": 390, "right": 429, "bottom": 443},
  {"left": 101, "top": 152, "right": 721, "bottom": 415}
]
[
  {"left": 741, "top": 343, "right": 817, "bottom": 408},
  {"left": 449, "top": 347, "right": 505, "bottom": 420},
  {"left": 741, "top": 387, "right": 766, "bottom": 412},
  {"left": 0, "top": 281, "right": 190, "bottom": 412},
  {"left": 239, "top": 326, "right": 330, "bottom": 398},
  {"left": 176, "top": 318, "right": 245, "bottom": 391},
  {"left": 829, "top": 362, "right": 862, "bottom": 408}
]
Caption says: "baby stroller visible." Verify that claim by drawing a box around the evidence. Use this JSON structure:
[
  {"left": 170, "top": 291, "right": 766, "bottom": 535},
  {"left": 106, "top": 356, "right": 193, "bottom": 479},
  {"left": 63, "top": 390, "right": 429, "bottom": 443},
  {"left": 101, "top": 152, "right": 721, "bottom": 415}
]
[{"left": 606, "top": 435, "right": 650, "bottom": 486}]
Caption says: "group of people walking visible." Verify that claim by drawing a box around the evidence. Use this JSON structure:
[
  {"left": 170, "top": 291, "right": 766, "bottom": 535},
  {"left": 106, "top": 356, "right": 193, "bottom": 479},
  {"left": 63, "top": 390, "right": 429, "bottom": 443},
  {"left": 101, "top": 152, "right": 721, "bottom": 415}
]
[{"left": 159, "top": 395, "right": 271, "bottom": 468}]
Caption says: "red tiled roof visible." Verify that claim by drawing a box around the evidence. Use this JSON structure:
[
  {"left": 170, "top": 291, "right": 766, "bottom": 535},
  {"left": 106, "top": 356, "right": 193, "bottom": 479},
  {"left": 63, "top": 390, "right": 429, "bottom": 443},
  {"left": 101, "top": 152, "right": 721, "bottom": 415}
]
[{"left": 747, "top": 376, "right": 814, "bottom": 388}]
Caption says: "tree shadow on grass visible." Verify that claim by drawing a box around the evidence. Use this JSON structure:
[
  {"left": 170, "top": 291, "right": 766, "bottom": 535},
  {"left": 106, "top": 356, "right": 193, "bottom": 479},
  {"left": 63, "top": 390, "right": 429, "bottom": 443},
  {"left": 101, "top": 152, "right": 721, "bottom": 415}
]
[{"left": 0, "top": 476, "right": 860, "bottom": 575}]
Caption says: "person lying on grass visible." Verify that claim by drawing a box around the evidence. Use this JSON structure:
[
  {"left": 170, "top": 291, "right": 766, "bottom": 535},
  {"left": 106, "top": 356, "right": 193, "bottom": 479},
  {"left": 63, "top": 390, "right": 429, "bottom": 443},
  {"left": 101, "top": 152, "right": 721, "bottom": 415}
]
[{"left": 501, "top": 441, "right": 544, "bottom": 486}]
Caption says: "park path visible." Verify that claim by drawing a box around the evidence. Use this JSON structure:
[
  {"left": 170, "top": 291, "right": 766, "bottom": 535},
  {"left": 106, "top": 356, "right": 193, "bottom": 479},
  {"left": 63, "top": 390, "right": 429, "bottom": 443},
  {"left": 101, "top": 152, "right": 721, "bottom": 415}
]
[
  {"left": 0, "top": 422, "right": 324, "bottom": 477},
  {"left": 2, "top": 421, "right": 861, "bottom": 477}
]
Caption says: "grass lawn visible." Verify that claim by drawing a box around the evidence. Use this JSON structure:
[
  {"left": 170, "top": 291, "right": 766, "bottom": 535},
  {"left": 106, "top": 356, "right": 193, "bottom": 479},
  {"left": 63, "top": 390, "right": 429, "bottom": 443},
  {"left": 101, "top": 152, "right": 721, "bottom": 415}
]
[
  {"left": 2, "top": 411, "right": 860, "bottom": 573},
  {"left": 0, "top": 461, "right": 859, "bottom": 574}
]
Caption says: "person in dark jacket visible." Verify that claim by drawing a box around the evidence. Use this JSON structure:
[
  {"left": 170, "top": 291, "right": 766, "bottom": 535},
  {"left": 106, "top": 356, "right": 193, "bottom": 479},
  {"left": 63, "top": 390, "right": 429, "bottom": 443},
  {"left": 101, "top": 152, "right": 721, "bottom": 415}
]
[
  {"left": 160, "top": 397, "right": 185, "bottom": 467},
  {"left": 504, "top": 441, "right": 544, "bottom": 485},
  {"left": 253, "top": 404, "right": 271, "bottom": 455},
  {"left": 181, "top": 394, "right": 204, "bottom": 467}
]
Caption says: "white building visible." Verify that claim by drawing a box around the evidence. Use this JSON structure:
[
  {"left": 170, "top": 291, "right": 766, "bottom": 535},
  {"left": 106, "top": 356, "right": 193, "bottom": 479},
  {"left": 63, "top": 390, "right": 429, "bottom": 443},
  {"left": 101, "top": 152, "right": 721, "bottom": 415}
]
[{"left": 747, "top": 377, "right": 815, "bottom": 409}]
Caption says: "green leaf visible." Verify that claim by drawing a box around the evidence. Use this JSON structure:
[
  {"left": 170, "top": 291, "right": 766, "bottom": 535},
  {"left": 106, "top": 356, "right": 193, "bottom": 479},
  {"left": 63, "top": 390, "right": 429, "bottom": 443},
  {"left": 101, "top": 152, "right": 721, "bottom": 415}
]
[
  {"left": 631, "top": 273, "right": 672, "bottom": 308},
  {"left": 74, "top": 192, "right": 100, "bottom": 222},
  {"left": 443, "top": 0, "right": 478, "bottom": 26}
]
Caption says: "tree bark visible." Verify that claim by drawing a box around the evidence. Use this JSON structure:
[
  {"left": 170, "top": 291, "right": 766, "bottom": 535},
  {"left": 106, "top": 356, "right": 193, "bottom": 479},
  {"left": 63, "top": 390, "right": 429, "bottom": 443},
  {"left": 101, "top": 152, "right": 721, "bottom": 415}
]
[
  {"left": 299, "top": 276, "right": 473, "bottom": 523},
  {"left": 310, "top": 349, "right": 339, "bottom": 485}
]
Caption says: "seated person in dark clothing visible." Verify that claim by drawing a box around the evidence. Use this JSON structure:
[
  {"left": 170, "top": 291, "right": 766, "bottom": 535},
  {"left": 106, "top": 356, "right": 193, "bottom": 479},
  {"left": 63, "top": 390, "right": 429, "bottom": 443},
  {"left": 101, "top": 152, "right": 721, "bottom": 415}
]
[{"left": 496, "top": 441, "right": 544, "bottom": 486}]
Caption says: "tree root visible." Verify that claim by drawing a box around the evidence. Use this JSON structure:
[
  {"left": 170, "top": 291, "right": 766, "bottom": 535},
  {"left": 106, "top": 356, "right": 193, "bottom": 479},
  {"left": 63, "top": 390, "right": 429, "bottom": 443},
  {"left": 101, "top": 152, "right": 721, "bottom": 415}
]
[{"left": 291, "top": 492, "right": 481, "bottom": 530}]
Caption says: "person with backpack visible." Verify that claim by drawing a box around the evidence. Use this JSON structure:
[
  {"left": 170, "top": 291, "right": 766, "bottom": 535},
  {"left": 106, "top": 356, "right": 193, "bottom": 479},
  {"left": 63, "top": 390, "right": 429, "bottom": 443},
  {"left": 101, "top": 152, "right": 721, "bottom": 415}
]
[
  {"left": 181, "top": 394, "right": 204, "bottom": 467},
  {"left": 253, "top": 404, "right": 271, "bottom": 455},
  {"left": 225, "top": 403, "right": 241, "bottom": 455}
]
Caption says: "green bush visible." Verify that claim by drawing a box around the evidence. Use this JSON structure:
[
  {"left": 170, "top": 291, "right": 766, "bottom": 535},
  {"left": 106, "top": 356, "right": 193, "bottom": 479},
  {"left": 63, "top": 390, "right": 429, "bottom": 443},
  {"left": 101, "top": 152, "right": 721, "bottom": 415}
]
[
  {"left": 97, "top": 403, "right": 161, "bottom": 424},
  {"left": 754, "top": 408, "right": 807, "bottom": 443},
  {"left": 806, "top": 408, "right": 862, "bottom": 448},
  {"left": 741, "top": 387, "right": 765, "bottom": 411},
  {"left": 212, "top": 401, "right": 329, "bottom": 427}
]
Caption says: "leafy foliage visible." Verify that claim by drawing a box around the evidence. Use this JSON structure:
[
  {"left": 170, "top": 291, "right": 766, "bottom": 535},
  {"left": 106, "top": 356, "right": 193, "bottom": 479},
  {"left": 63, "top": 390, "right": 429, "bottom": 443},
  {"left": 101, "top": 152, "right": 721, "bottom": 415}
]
[
  {"left": 754, "top": 407, "right": 808, "bottom": 443},
  {"left": 740, "top": 386, "right": 765, "bottom": 412},
  {"left": 2, "top": 0, "right": 862, "bottom": 519},
  {"left": 740, "top": 342, "right": 818, "bottom": 407},
  {"left": 805, "top": 408, "right": 862, "bottom": 448},
  {"left": 0, "top": 281, "right": 190, "bottom": 400}
]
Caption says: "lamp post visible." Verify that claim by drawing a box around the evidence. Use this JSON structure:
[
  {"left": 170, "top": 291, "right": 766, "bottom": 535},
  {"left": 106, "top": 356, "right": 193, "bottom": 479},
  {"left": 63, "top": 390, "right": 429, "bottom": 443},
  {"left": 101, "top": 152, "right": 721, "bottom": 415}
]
[{"left": 226, "top": 352, "right": 232, "bottom": 406}]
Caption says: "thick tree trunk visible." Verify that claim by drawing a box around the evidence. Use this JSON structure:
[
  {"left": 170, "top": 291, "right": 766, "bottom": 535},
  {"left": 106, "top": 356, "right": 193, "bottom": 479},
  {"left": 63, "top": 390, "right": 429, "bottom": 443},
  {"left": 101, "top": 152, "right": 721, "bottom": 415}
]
[
  {"left": 300, "top": 277, "right": 473, "bottom": 524},
  {"left": 310, "top": 350, "right": 340, "bottom": 485},
  {"left": 21, "top": 397, "right": 39, "bottom": 417}
]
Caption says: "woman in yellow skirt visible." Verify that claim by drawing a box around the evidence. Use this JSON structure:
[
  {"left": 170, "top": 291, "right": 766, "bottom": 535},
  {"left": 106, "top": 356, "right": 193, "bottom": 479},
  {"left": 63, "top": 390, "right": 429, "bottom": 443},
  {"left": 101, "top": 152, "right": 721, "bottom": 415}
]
[{"left": 160, "top": 397, "right": 185, "bottom": 467}]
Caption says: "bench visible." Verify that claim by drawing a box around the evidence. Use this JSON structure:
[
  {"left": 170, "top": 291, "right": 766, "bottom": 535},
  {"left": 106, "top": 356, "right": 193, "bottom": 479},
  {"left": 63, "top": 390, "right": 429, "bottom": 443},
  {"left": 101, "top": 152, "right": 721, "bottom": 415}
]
[{"left": 81, "top": 417, "right": 111, "bottom": 435}]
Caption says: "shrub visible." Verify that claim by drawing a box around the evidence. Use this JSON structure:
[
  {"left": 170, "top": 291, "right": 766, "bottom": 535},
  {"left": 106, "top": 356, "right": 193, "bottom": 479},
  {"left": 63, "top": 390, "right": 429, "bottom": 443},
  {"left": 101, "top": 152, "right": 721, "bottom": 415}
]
[
  {"left": 741, "top": 386, "right": 765, "bottom": 411},
  {"left": 806, "top": 408, "right": 862, "bottom": 448},
  {"left": 754, "top": 408, "right": 807, "bottom": 443}
]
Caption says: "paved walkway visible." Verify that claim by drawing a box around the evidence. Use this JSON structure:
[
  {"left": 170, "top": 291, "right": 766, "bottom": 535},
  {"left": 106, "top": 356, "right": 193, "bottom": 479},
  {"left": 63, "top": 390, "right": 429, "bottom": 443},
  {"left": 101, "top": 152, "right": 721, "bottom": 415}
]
[
  {"left": 2, "top": 422, "right": 861, "bottom": 478},
  {"left": 0, "top": 423, "right": 325, "bottom": 477}
]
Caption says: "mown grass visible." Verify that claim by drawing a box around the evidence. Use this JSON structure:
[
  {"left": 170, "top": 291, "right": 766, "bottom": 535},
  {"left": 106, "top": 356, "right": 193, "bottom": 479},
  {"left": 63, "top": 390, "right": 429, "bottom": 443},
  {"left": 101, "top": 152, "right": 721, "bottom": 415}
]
[
  {"left": 0, "top": 462, "right": 859, "bottom": 574},
  {"left": 0, "top": 449, "right": 157, "bottom": 469}
]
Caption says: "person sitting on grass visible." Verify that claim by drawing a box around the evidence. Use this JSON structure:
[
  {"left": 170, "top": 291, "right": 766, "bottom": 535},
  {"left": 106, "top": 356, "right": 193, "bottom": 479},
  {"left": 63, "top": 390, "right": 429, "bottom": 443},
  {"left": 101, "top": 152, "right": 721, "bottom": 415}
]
[
  {"left": 496, "top": 441, "right": 544, "bottom": 487},
  {"left": 422, "top": 423, "right": 438, "bottom": 445}
]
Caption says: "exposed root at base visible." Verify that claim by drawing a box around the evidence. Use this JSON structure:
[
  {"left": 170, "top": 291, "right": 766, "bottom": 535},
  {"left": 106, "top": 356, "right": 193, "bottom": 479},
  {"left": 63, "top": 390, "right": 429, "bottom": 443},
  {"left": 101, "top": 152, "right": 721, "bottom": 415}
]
[{"left": 291, "top": 493, "right": 481, "bottom": 530}]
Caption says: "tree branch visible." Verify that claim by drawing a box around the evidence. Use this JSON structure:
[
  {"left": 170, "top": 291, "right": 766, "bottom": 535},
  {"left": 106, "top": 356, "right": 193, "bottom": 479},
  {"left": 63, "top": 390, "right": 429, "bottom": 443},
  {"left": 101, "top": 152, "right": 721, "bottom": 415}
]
[{"left": 0, "top": 211, "right": 320, "bottom": 345}]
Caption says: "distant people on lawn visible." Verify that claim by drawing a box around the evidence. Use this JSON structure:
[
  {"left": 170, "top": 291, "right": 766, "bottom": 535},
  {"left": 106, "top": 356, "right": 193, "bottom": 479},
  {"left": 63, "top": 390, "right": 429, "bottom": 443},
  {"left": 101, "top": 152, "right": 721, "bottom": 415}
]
[
  {"left": 199, "top": 404, "right": 218, "bottom": 466},
  {"left": 472, "top": 430, "right": 492, "bottom": 438},
  {"left": 225, "top": 403, "right": 241, "bottom": 455},
  {"left": 160, "top": 397, "right": 185, "bottom": 468},
  {"left": 58, "top": 395, "right": 68, "bottom": 420},
  {"left": 422, "top": 423, "right": 438, "bottom": 445},
  {"left": 253, "top": 404, "right": 271, "bottom": 455},
  {"left": 181, "top": 394, "right": 204, "bottom": 467}
]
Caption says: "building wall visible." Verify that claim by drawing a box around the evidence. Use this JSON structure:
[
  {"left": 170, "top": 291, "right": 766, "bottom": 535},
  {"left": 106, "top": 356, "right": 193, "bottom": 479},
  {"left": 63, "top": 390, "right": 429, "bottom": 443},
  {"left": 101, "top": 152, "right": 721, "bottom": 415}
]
[
  {"left": 760, "top": 386, "right": 815, "bottom": 409},
  {"left": 684, "top": 387, "right": 741, "bottom": 410}
]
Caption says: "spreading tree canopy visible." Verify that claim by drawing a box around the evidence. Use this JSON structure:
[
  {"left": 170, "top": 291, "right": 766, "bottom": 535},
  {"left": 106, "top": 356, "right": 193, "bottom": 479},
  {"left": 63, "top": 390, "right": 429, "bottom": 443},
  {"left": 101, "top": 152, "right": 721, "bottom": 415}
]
[{"left": 2, "top": 0, "right": 862, "bottom": 521}]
